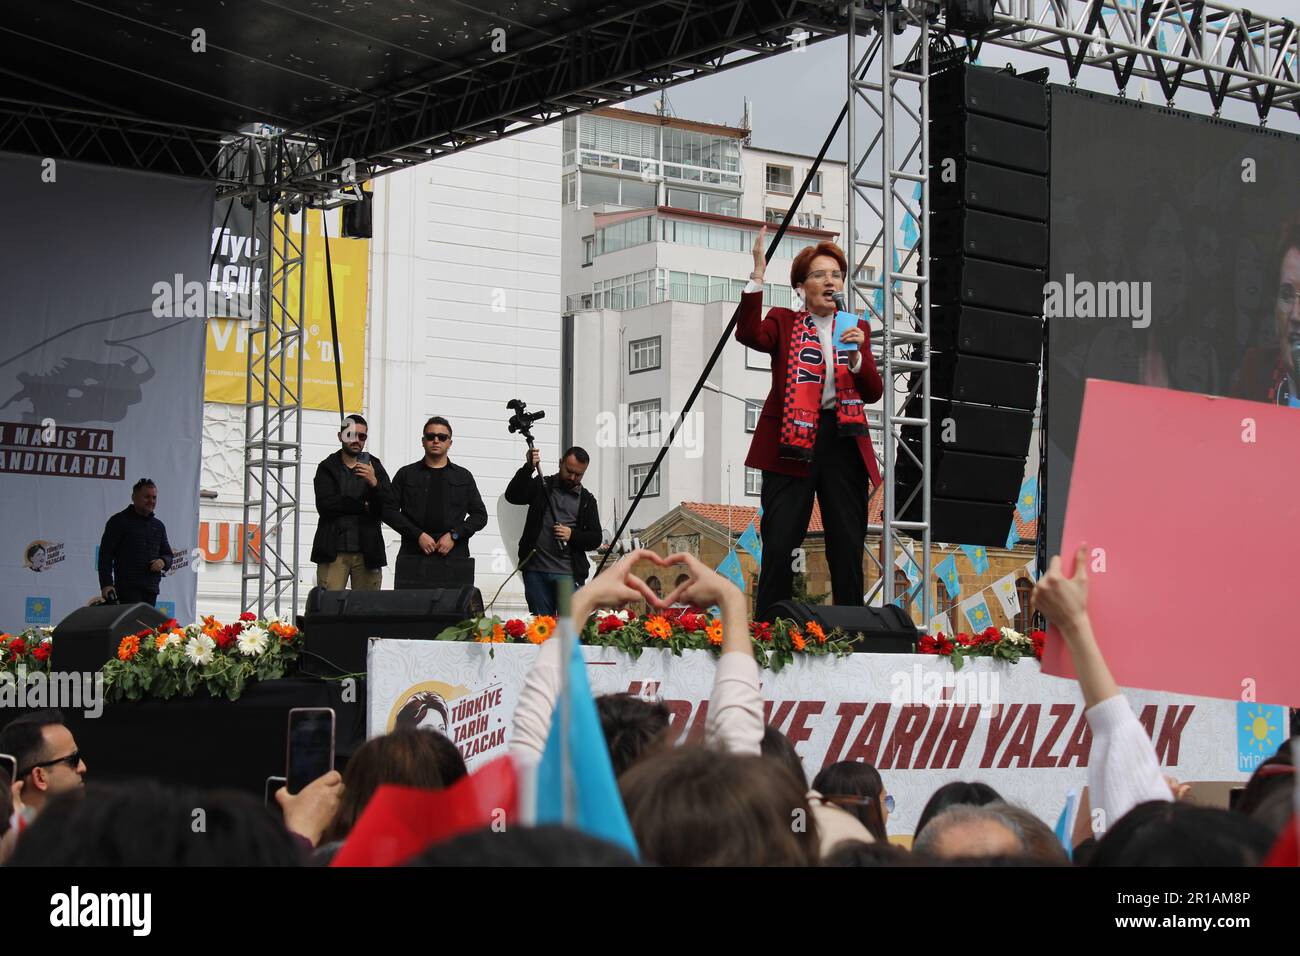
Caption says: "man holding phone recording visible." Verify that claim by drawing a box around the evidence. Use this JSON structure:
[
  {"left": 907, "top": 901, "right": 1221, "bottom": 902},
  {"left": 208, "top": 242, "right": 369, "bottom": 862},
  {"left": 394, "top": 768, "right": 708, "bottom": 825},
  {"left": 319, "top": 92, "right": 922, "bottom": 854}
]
[{"left": 311, "top": 414, "right": 393, "bottom": 590}]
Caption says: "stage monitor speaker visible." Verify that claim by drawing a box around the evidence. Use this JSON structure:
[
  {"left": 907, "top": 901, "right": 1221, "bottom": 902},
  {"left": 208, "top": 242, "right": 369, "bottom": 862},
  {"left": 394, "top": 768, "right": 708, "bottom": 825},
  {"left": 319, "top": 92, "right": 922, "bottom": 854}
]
[
  {"left": 903, "top": 398, "right": 1035, "bottom": 457},
  {"left": 898, "top": 443, "right": 1026, "bottom": 503},
  {"left": 901, "top": 496, "right": 1019, "bottom": 547},
  {"left": 931, "top": 159, "right": 1049, "bottom": 222},
  {"left": 931, "top": 304, "right": 1044, "bottom": 362},
  {"left": 341, "top": 190, "right": 373, "bottom": 238},
  {"left": 765, "top": 602, "right": 918, "bottom": 653},
  {"left": 51, "top": 603, "right": 171, "bottom": 674},
  {"left": 931, "top": 209, "right": 1049, "bottom": 269},
  {"left": 300, "top": 586, "right": 484, "bottom": 675},
  {"left": 942, "top": 0, "right": 997, "bottom": 37},
  {"left": 931, "top": 112, "right": 1049, "bottom": 175},
  {"left": 931, "top": 256, "right": 1045, "bottom": 316},
  {"left": 930, "top": 63, "right": 1049, "bottom": 128},
  {"left": 930, "top": 351, "right": 1040, "bottom": 409}
]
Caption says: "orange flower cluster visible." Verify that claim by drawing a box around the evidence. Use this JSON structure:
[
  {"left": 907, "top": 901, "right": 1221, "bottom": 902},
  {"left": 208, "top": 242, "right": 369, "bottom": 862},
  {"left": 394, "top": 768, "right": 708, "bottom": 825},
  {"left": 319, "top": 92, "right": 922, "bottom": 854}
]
[
  {"left": 478, "top": 623, "right": 506, "bottom": 644},
  {"left": 644, "top": 616, "right": 672, "bottom": 640},
  {"left": 806, "top": 621, "right": 826, "bottom": 644},
  {"left": 269, "top": 621, "right": 297, "bottom": 641},
  {"left": 526, "top": 616, "right": 556, "bottom": 644},
  {"left": 117, "top": 635, "right": 140, "bottom": 661},
  {"left": 706, "top": 619, "right": 724, "bottom": 646},
  {"left": 790, "top": 628, "right": 807, "bottom": 652}
]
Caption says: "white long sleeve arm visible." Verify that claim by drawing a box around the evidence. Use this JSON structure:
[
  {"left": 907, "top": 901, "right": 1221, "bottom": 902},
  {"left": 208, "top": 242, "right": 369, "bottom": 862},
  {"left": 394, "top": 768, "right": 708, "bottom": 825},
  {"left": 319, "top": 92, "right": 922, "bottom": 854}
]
[{"left": 1086, "top": 694, "right": 1172, "bottom": 831}]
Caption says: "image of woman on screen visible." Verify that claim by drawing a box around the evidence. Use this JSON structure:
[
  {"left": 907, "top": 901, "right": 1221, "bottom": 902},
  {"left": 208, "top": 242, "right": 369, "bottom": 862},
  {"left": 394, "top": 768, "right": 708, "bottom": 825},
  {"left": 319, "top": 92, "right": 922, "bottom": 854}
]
[{"left": 1232, "top": 218, "right": 1300, "bottom": 405}]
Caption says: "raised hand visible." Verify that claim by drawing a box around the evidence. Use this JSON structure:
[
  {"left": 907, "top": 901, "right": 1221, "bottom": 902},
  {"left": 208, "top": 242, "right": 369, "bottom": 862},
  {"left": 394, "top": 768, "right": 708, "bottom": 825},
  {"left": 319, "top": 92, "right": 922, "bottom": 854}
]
[
  {"left": 570, "top": 548, "right": 668, "bottom": 622},
  {"left": 751, "top": 225, "right": 767, "bottom": 279},
  {"left": 1033, "top": 544, "right": 1089, "bottom": 632}
]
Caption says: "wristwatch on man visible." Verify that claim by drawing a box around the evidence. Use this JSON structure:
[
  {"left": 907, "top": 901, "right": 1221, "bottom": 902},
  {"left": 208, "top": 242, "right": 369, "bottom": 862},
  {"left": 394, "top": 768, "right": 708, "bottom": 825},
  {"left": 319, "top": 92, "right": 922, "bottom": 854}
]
[{"left": 450, "top": 531, "right": 460, "bottom": 542}]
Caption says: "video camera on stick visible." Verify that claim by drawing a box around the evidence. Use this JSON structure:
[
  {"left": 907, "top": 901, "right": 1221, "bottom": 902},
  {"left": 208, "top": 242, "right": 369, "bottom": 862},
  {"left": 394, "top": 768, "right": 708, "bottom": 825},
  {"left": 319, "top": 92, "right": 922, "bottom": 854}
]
[{"left": 506, "top": 399, "right": 544, "bottom": 442}]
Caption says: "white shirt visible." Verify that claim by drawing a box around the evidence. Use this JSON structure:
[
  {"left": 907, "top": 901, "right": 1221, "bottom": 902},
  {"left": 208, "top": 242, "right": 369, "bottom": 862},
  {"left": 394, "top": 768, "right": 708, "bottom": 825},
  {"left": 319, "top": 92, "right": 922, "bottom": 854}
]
[{"left": 744, "top": 280, "right": 861, "bottom": 409}]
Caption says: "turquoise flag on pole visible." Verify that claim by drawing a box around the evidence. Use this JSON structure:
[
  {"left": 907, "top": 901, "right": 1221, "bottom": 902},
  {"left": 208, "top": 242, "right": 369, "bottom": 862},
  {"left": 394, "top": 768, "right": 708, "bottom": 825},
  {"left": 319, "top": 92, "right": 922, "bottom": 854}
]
[
  {"left": 960, "top": 544, "right": 989, "bottom": 576},
  {"left": 934, "top": 553, "right": 961, "bottom": 600},
  {"left": 1015, "top": 477, "right": 1040, "bottom": 523},
  {"left": 717, "top": 549, "right": 745, "bottom": 591},
  {"left": 736, "top": 520, "right": 762, "bottom": 566}
]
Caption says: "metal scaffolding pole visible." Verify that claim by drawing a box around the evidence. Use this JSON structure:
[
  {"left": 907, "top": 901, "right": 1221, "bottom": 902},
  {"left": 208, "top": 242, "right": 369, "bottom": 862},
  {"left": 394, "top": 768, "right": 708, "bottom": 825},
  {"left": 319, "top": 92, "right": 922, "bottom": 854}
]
[
  {"left": 848, "top": 0, "right": 938, "bottom": 624},
  {"left": 241, "top": 157, "right": 305, "bottom": 617}
]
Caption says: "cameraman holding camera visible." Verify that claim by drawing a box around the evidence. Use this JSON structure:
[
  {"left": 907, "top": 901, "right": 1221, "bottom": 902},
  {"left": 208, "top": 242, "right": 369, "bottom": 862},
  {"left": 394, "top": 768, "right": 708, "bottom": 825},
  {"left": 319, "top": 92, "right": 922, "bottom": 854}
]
[
  {"left": 504, "top": 445, "right": 602, "bottom": 615},
  {"left": 385, "top": 416, "right": 487, "bottom": 584}
]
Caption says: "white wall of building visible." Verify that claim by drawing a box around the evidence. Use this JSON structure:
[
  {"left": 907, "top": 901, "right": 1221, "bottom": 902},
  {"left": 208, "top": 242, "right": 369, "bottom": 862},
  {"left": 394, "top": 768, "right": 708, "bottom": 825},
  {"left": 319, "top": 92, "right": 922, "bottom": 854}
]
[{"left": 197, "top": 124, "right": 561, "bottom": 620}]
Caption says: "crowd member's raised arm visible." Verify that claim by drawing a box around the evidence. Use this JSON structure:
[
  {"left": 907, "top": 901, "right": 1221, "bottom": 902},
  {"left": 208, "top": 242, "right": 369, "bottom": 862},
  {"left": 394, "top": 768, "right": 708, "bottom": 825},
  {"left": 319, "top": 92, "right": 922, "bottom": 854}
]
[
  {"left": 662, "top": 552, "right": 763, "bottom": 757},
  {"left": 1034, "top": 545, "right": 1170, "bottom": 827},
  {"left": 508, "top": 549, "right": 665, "bottom": 762}
]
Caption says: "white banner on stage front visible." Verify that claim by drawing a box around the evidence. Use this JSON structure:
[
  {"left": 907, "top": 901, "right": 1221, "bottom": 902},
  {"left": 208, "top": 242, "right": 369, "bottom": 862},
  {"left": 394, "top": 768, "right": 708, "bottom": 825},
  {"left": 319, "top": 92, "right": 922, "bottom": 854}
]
[{"left": 368, "top": 642, "right": 1258, "bottom": 835}]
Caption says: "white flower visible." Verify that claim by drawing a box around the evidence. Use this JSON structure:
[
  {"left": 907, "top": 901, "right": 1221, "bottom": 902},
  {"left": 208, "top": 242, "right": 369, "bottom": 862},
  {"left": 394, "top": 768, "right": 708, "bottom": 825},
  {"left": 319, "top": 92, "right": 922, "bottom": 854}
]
[
  {"left": 158, "top": 633, "right": 183, "bottom": 650},
  {"left": 185, "top": 635, "right": 216, "bottom": 666},
  {"left": 1000, "top": 627, "right": 1030, "bottom": 645},
  {"left": 237, "top": 625, "right": 269, "bottom": 657}
]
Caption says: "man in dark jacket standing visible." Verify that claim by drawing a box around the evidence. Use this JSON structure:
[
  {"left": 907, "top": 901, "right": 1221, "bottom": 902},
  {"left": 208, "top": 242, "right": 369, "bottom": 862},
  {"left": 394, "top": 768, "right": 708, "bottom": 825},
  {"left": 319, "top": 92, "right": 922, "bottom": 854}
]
[
  {"left": 385, "top": 416, "right": 488, "bottom": 587},
  {"left": 311, "top": 414, "right": 392, "bottom": 590},
  {"left": 504, "top": 445, "right": 602, "bottom": 615},
  {"left": 98, "top": 478, "right": 174, "bottom": 606}
]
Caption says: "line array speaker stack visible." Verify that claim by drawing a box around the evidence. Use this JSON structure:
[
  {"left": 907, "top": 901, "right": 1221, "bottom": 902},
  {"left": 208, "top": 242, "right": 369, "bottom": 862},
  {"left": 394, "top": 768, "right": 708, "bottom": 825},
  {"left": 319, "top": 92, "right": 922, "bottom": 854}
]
[{"left": 897, "top": 63, "right": 1048, "bottom": 545}]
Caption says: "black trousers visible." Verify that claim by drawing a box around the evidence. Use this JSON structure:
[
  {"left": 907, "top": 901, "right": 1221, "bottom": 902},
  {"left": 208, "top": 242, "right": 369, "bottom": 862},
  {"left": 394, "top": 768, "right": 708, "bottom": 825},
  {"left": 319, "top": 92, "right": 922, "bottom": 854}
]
[
  {"left": 116, "top": 585, "right": 159, "bottom": 607},
  {"left": 756, "top": 409, "right": 870, "bottom": 620}
]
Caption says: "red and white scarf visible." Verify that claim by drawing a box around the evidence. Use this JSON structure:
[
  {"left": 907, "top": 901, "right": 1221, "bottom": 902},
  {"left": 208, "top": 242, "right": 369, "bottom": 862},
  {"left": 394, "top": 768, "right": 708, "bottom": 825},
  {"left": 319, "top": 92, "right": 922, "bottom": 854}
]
[{"left": 778, "top": 312, "right": 868, "bottom": 461}]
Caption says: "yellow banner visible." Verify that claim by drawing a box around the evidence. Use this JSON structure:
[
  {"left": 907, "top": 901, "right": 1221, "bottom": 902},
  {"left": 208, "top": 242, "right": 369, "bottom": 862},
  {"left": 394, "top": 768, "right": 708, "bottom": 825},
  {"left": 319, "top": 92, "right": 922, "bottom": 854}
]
[{"left": 204, "top": 212, "right": 368, "bottom": 412}]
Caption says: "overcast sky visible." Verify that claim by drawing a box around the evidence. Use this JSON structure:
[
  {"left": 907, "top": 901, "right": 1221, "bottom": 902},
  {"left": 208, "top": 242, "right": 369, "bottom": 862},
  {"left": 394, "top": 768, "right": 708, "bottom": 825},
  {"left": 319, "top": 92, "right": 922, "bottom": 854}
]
[{"left": 628, "top": 4, "right": 1300, "bottom": 159}]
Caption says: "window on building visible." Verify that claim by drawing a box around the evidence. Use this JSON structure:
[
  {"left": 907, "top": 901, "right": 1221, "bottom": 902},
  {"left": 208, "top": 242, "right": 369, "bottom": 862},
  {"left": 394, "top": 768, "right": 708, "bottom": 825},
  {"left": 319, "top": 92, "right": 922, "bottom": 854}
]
[
  {"left": 628, "top": 398, "right": 661, "bottom": 438},
  {"left": 621, "top": 177, "right": 657, "bottom": 208},
  {"left": 808, "top": 171, "right": 823, "bottom": 194},
  {"left": 582, "top": 235, "right": 594, "bottom": 266},
  {"left": 765, "top": 207, "right": 787, "bottom": 225},
  {"left": 745, "top": 348, "right": 770, "bottom": 371},
  {"left": 796, "top": 212, "right": 823, "bottom": 229},
  {"left": 629, "top": 463, "right": 661, "bottom": 498},
  {"left": 744, "top": 400, "right": 762, "bottom": 432},
  {"left": 563, "top": 172, "right": 576, "bottom": 204},
  {"left": 629, "top": 336, "right": 661, "bottom": 373},
  {"left": 667, "top": 188, "right": 701, "bottom": 211},
  {"left": 744, "top": 467, "right": 763, "bottom": 496},
  {"left": 894, "top": 570, "right": 913, "bottom": 611},
  {"left": 583, "top": 172, "right": 621, "bottom": 206},
  {"left": 765, "top": 164, "right": 794, "bottom": 195},
  {"left": 705, "top": 193, "right": 739, "bottom": 216},
  {"left": 1013, "top": 577, "right": 1035, "bottom": 633}
]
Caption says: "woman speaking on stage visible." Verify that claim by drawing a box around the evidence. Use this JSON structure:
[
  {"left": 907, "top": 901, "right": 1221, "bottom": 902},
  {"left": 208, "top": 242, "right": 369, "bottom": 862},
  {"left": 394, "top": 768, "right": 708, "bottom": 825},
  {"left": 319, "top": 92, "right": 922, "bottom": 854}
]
[{"left": 736, "top": 226, "right": 884, "bottom": 620}]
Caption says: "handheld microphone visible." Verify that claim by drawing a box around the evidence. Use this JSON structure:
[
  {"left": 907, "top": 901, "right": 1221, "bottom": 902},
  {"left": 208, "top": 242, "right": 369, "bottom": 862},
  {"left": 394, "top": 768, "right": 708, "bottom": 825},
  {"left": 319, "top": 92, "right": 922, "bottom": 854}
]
[
  {"left": 1291, "top": 340, "right": 1300, "bottom": 384},
  {"left": 832, "top": 291, "right": 848, "bottom": 312}
]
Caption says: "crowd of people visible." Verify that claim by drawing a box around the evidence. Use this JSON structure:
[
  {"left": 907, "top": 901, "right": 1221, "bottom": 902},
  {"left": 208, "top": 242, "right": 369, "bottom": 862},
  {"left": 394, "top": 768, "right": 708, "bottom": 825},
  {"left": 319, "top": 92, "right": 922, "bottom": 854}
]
[{"left": 1, "top": 545, "right": 1293, "bottom": 867}]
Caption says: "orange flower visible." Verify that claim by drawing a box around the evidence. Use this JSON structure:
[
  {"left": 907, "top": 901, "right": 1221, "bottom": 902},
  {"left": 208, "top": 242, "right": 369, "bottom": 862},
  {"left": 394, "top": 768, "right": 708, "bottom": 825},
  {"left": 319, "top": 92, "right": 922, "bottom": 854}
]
[
  {"left": 791, "top": 628, "right": 807, "bottom": 652},
  {"left": 478, "top": 623, "right": 507, "bottom": 644},
  {"left": 644, "top": 615, "right": 672, "bottom": 640},
  {"left": 270, "top": 621, "right": 298, "bottom": 640},
  {"left": 117, "top": 635, "right": 140, "bottom": 661},
  {"left": 706, "top": 620, "right": 724, "bottom": 646},
  {"left": 807, "top": 621, "right": 826, "bottom": 644},
  {"left": 526, "top": 616, "right": 557, "bottom": 644}
]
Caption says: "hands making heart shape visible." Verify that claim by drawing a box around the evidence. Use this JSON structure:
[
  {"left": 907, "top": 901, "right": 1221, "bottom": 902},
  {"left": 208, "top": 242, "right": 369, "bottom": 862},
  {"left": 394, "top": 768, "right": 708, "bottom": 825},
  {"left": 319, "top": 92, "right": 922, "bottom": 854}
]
[{"left": 571, "top": 548, "right": 745, "bottom": 626}]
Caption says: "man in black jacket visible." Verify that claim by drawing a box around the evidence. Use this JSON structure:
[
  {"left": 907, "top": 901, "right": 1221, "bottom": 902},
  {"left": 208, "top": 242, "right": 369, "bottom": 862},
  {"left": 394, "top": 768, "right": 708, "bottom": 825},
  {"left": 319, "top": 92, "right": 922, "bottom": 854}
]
[
  {"left": 311, "top": 414, "right": 393, "bottom": 590},
  {"left": 385, "top": 416, "right": 488, "bottom": 588},
  {"left": 504, "top": 445, "right": 602, "bottom": 615},
  {"left": 98, "top": 478, "right": 174, "bottom": 607}
]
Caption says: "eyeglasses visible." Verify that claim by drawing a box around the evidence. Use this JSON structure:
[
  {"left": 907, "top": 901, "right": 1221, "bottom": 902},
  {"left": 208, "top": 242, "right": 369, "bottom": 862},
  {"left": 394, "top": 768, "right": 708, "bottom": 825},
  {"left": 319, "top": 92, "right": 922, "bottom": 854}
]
[
  {"left": 20, "top": 750, "right": 80, "bottom": 777},
  {"left": 424, "top": 433, "right": 451, "bottom": 443},
  {"left": 807, "top": 270, "right": 845, "bottom": 282},
  {"left": 1278, "top": 284, "right": 1298, "bottom": 311},
  {"left": 344, "top": 433, "right": 368, "bottom": 442}
]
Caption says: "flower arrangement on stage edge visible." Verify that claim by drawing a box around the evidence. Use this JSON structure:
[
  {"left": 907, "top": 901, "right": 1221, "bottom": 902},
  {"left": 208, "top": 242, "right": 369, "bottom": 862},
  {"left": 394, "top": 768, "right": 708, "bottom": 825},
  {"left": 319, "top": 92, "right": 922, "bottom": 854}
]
[
  {"left": 917, "top": 626, "right": 1047, "bottom": 671},
  {"left": 1, "top": 627, "right": 55, "bottom": 676},
  {"left": 99, "top": 613, "right": 303, "bottom": 703},
  {"left": 435, "top": 607, "right": 855, "bottom": 673}
]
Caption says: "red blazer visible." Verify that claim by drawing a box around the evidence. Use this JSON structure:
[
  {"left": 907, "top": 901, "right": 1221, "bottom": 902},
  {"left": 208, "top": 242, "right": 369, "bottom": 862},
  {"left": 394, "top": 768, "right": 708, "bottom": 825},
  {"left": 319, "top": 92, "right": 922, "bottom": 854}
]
[{"left": 735, "top": 290, "right": 884, "bottom": 486}]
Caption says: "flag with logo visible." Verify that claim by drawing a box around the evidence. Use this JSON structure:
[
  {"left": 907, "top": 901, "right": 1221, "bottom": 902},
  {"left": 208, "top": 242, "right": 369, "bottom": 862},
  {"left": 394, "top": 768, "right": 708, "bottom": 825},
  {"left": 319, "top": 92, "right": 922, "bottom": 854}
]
[
  {"left": 960, "top": 544, "right": 989, "bottom": 576},
  {"left": 1006, "top": 520, "right": 1020, "bottom": 549},
  {"left": 736, "top": 520, "right": 762, "bottom": 566},
  {"left": 716, "top": 549, "right": 745, "bottom": 591},
  {"left": 1016, "top": 476, "right": 1040, "bottom": 523},
  {"left": 934, "top": 553, "right": 961, "bottom": 600},
  {"left": 895, "top": 548, "right": 921, "bottom": 586},
  {"left": 991, "top": 573, "right": 1020, "bottom": 620},
  {"left": 959, "top": 593, "right": 994, "bottom": 632},
  {"left": 928, "top": 611, "right": 954, "bottom": 640},
  {"left": 1024, "top": 561, "right": 1038, "bottom": 582}
]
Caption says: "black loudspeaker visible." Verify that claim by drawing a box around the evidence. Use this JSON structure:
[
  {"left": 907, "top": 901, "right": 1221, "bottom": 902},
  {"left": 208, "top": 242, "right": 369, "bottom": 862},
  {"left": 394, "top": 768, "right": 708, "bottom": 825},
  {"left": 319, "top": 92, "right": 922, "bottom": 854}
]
[
  {"left": 943, "top": 0, "right": 997, "bottom": 36},
  {"left": 341, "top": 190, "right": 372, "bottom": 238},
  {"left": 766, "top": 602, "right": 918, "bottom": 653},
  {"left": 299, "top": 586, "right": 484, "bottom": 676},
  {"left": 932, "top": 305, "right": 1044, "bottom": 362},
  {"left": 905, "top": 62, "right": 1048, "bottom": 547},
  {"left": 51, "top": 603, "right": 170, "bottom": 674}
]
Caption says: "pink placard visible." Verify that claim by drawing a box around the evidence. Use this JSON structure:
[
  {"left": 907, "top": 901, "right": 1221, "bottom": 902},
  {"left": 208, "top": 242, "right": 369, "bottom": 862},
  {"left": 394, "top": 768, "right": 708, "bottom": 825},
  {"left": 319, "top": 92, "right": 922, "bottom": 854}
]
[{"left": 1040, "top": 379, "right": 1300, "bottom": 704}]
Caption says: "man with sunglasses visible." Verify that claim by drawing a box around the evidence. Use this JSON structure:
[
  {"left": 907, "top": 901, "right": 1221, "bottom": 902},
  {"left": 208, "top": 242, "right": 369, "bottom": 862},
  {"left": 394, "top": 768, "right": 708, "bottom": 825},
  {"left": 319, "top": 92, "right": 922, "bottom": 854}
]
[
  {"left": 311, "top": 414, "right": 394, "bottom": 590},
  {"left": 385, "top": 416, "right": 487, "bottom": 586},
  {"left": 97, "top": 478, "right": 174, "bottom": 607},
  {"left": 0, "top": 710, "right": 86, "bottom": 818}
]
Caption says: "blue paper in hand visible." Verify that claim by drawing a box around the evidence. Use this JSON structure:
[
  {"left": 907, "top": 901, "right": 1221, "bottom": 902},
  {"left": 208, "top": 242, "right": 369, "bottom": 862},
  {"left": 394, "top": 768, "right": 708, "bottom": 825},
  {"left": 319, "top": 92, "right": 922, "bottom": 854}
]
[{"left": 833, "top": 310, "right": 859, "bottom": 352}]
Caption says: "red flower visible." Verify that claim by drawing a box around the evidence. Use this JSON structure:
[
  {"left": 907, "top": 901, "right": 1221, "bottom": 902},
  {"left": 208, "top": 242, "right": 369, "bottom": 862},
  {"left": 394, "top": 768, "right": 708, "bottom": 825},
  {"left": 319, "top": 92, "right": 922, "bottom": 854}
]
[
  {"left": 239, "top": 611, "right": 256, "bottom": 622},
  {"left": 918, "top": 632, "right": 955, "bottom": 656},
  {"left": 7, "top": 637, "right": 27, "bottom": 661},
  {"left": 678, "top": 613, "right": 703, "bottom": 633},
  {"left": 214, "top": 624, "right": 240, "bottom": 650},
  {"left": 1031, "top": 629, "right": 1047, "bottom": 659},
  {"left": 749, "top": 621, "right": 773, "bottom": 643},
  {"left": 979, "top": 627, "right": 1001, "bottom": 646},
  {"left": 597, "top": 615, "right": 624, "bottom": 634},
  {"left": 504, "top": 619, "right": 527, "bottom": 638},
  {"left": 134, "top": 628, "right": 153, "bottom": 639},
  {"left": 32, "top": 642, "right": 51, "bottom": 663},
  {"left": 163, "top": 618, "right": 179, "bottom": 631}
]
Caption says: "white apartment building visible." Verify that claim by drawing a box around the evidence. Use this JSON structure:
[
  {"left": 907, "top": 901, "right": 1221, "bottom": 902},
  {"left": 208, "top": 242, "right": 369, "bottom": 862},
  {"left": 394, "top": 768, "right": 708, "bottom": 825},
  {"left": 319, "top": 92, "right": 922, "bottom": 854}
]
[
  {"left": 558, "top": 105, "right": 872, "bottom": 535},
  {"left": 196, "top": 124, "right": 563, "bottom": 619}
]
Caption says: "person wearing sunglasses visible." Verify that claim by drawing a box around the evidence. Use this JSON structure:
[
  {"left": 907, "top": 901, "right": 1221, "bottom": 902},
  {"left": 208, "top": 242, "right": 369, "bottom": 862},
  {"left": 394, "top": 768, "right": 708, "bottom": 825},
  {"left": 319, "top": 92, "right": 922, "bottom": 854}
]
[
  {"left": 97, "top": 477, "right": 174, "bottom": 607},
  {"left": 385, "top": 416, "right": 487, "bottom": 586},
  {"left": 311, "top": 413, "right": 394, "bottom": 591},
  {"left": 0, "top": 710, "right": 86, "bottom": 818},
  {"left": 1233, "top": 218, "right": 1300, "bottom": 405}
]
